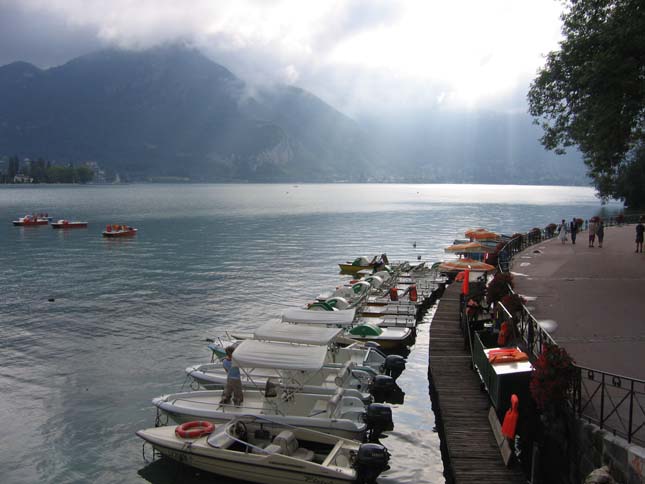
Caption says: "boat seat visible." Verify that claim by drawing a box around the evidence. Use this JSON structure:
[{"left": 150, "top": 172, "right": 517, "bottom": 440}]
[
  {"left": 335, "top": 454, "right": 350, "bottom": 468},
  {"left": 334, "top": 361, "right": 354, "bottom": 386},
  {"left": 207, "top": 426, "right": 236, "bottom": 449},
  {"left": 270, "top": 430, "right": 315, "bottom": 461},
  {"left": 326, "top": 388, "right": 344, "bottom": 416}
]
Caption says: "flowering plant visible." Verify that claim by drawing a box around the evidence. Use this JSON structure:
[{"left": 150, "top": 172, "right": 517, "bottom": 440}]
[
  {"left": 486, "top": 272, "right": 513, "bottom": 306},
  {"left": 500, "top": 293, "right": 526, "bottom": 314},
  {"left": 530, "top": 343, "right": 576, "bottom": 410}
]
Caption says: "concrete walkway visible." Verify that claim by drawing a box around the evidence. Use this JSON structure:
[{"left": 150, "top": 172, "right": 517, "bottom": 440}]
[{"left": 512, "top": 224, "right": 645, "bottom": 380}]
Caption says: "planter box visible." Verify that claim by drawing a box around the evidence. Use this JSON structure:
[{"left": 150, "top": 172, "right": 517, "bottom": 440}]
[{"left": 473, "top": 331, "right": 533, "bottom": 419}]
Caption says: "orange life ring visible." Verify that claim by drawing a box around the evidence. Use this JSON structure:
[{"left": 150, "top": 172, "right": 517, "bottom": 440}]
[{"left": 175, "top": 420, "right": 215, "bottom": 439}]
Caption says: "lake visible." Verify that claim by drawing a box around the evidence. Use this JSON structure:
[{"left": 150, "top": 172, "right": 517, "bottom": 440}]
[{"left": 0, "top": 183, "right": 618, "bottom": 484}]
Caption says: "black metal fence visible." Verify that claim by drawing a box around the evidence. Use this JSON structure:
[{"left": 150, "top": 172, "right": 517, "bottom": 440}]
[
  {"left": 572, "top": 366, "right": 645, "bottom": 446},
  {"left": 495, "top": 217, "right": 645, "bottom": 444}
]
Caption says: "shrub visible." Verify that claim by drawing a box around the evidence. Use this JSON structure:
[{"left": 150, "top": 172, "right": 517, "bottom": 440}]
[
  {"left": 500, "top": 293, "right": 526, "bottom": 314},
  {"left": 486, "top": 252, "right": 499, "bottom": 267},
  {"left": 486, "top": 272, "right": 513, "bottom": 306},
  {"left": 530, "top": 343, "right": 576, "bottom": 411}
]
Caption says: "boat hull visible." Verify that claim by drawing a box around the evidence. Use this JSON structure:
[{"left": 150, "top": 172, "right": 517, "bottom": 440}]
[
  {"left": 185, "top": 364, "right": 372, "bottom": 403},
  {"left": 338, "top": 263, "right": 374, "bottom": 275},
  {"left": 102, "top": 229, "right": 137, "bottom": 237},
  {"left": 146, "top": 443, "right": 355, "bottom": 484},
  {"left": 51, "top": 222, "right": 88, "bottom": 229},
  {"left": 153, "top": 390, "right": 367, "bottom": 440},
  {"left": 12, "top": 220, "right": 48, "bottom": 226},
  {"left": 136, "top": 422, "right": 360, "bottom": 484}
]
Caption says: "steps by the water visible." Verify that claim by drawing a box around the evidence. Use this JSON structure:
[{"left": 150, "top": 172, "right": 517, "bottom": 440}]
[{"left": 429, "top": 283, "right": 526, "bottom": 484}]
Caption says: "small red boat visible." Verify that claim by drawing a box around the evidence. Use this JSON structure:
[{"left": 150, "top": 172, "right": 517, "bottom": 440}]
[
  {"left": 102, "top": 224, "right": 138, "bottom": 237},
  {"left": 51, "top": 220, "right": 88, "bottom": 229},
  {"left": 12, "top": 215, "right": 49, "bottom": 226}
]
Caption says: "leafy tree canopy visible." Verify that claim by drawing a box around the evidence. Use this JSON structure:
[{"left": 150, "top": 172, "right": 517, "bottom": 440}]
[{"left": 528, "top": 0, "right": 645, "bottom": 207}]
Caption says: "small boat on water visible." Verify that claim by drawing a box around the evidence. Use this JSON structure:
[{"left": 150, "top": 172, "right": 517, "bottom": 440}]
[
  {"left": 212, "top": 321, "right": 405, "bottom": 380},
  {"left": 282, "top": 308, "right": 414, "bottom": 351},
  {"left": 186, "top": 339, "right": 374, "bottom": 403},
  {"left": 152, "top": 386, "right": 391, "bottom": 441},
  {"left": 12, "top": 214, "right": 49, "bottom": 226},
  {"left": 102, "top": 224, "right": 137, "bottom": 237},
  {"left": 339, "top": 254, "right": 390, "bottom": 275},
  {"left": 136, "top": 415, "right": 390, "bottom": 484},
  {"left": 51, "top": 219, "right": 88, "bottom": 229}
]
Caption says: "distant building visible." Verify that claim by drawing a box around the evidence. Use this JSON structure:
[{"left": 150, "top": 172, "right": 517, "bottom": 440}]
[
  {"left": 84, "top": 160, "right": 107, "bottom": 183},
  {"left": 13, "top": 173, "right": 33, "bottom": 183}
]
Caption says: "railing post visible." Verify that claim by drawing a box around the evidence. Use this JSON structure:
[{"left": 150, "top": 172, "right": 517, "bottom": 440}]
[
  {"left": 628, "top": 380, "right": 634, "bottom": 443},
  {"left": 527, "top": 314, "right": 534, "bottom": 355},
  {"left": 577, "top": 368, "right": 582, "bottom": 415},
  {"left": 600, "top": 373, "right": 606, "bottom": 429}
]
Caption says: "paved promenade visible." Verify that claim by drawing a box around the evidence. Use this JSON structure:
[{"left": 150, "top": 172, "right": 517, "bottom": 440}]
[{"left": 512, "top": 224, "right": 645, "bottom": 380}]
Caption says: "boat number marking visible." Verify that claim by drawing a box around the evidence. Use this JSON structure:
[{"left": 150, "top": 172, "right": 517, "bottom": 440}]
[{"left": 303, "top": 477, "right": 334, "bottom": 484}]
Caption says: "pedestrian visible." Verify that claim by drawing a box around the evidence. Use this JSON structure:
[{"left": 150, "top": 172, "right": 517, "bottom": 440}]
[
  {"left": 219, "top": 346, "right": 243, "bottom": 406},
  {"left": 597, "top": 219, "right": 605, "bottom": 248},
  {"left": 558, "top": 219, "right": 568, "bottom": 244},
  {"left": 636, "top": 217, "right": 644, "bottom": 253},
  {"left": 570, "top": 218, "right": 578, "bottom": 245},
  {"left": 588, "top": 218, "right": 597, "bottom": 247}
]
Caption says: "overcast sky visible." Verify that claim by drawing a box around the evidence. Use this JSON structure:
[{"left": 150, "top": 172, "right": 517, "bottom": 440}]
[{"left": 0, "top": 0, "right": 564, "bottom": 117}]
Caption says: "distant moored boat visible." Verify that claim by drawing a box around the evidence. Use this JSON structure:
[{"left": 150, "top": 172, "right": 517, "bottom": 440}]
[
  {"left": 102, "top": 224, "right": 137, "bottom": 237},
  {"left": 51, "top": 220, "right": 88, "bottom": 229},
  {"left": 12, "top": 214, "right": 49, "bottom": 226}
]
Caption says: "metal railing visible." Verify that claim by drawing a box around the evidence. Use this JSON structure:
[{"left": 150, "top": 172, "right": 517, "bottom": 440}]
[
  {"left": 495, "top": 220, "right": 645, "bottom": 444},
  {"left": 573, "top": 366, "right": 645, "bottom": 445}
]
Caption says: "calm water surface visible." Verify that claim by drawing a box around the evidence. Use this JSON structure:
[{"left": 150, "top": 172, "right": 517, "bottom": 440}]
[{"left": 0, "top": 184, "right": 617, "bottom": 484}]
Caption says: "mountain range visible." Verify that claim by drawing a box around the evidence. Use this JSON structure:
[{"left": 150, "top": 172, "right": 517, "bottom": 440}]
[{"left": 0, "top": 45, "right": 587, "bottom": 184}]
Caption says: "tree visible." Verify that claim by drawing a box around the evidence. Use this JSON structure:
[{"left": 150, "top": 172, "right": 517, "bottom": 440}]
[
  {"left": 76, "top": 166, "right": 94, "bottom": 183},
  {"left": 528, "top": 0, "right": 645, "bottom": 207}
]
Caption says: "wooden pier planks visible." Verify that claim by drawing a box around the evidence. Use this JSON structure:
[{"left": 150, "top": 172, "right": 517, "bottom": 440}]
[{"left": 429, "top": 284, "right": 525, "bottom": 484}]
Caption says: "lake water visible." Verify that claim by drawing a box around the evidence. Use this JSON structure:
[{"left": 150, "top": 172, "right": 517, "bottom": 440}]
[{"left": 0, "top": 183, "right": 618, "bottom": 484}]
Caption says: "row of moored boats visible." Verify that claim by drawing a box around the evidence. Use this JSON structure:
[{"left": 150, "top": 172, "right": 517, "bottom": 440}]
[
  {"left": 12, "top": 214, "right": 137, "bottom": 237},
  {"left": 137, "top": 259, "right": 446, "bottom": 484}
]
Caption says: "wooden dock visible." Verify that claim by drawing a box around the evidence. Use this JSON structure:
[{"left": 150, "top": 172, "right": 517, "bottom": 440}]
[{"left": 428, "top": 283, "right": 526, "bottom": 484}]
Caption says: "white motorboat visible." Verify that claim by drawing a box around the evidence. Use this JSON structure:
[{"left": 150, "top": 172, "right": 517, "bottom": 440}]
[
  {"left": 358, "top": 304, "right": 417, "bottom": 319},
  {"left": 254, "top": 320, "right": 405, "bottom": 378},
  {"left": 137, "top": 415, "right": 390, "bottom": 484},
  {"left": 186, "top": 339, "right": 374, "bottom": 402},
  {"left": 153, "top": 386, "right": 394, "bottom": 440},
  {"left": 314, "top": 281, "right": 371, "bottom": 307},
  {"left": 282, "top": 308, "right": 414, "bottom": 352},
  {"left": 355, "top": 315, "right": 417, "bottom": 329},
  {"left": 215, "top": 320, "right": 406, "bottom": 380}
]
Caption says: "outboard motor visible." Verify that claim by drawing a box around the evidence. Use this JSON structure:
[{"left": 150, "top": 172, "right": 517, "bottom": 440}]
[
  {"left": 382, "top": 354, "right": 406, "bottom": 380},
  {"left": 369, "top": 375, "right": 397, "bottom": 403},
  {"left": 354, "top": 443, "right": 391, "bottom": 484},
  {"left": 363, "top": 403, "right": 394, "bottom": 441}
]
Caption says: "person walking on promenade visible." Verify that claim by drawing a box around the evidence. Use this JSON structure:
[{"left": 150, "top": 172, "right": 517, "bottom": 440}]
[
  {"left": 636, "top": 217, "right": 644, "bottom": 253},
  {"left": 588, "top": 218, "right": 597, "bottom": 247},
  {"left": 558, "top": 219, "right": 568, "bottom": 244},
  {"left": 597, "top": 219, "right": 605, "bottom": 248},
  {"left": 570, "top": 218, "right": 578, "bottom": 244},
  {"left": 220, "top": 346, "right": 244, "bottom": 406}
]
